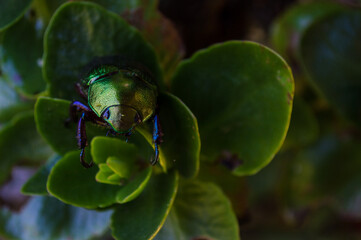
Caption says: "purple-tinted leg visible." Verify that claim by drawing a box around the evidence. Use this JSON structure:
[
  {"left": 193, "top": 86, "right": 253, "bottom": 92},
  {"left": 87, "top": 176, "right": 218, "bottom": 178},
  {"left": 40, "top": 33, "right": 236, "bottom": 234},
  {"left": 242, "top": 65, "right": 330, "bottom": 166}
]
[
  {"left": 151, "top": 114, "right": 163, "bottom": 165},
  {"left": 68, "top": 101, "right": 106, "bottom": 168},
  {"left": 77, "top": 113, "right": 93, "bottom": 168}
]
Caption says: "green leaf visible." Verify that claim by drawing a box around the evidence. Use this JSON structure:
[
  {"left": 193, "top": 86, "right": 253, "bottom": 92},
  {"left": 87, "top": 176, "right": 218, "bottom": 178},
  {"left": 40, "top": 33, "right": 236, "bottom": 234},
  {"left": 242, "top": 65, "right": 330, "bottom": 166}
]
[
  {"left": 197, "top": 162, "right": 247, "bottom": 216},
  {"left": 0, "top": 16, "right": 46, "bottom": 95},
  {"left": 32, "top": 0, "right": 66, "bottom": 23},
  {"left": 299, "top": 9, "right": 361, "bottom": 124},
  {"left": 0, "top": 196, "right": 112, "bottom": 240},
  {"left": 115, "top": 166, "right": 152, "bottom": 203},
  {"left": 35, "top": 97, "right": 107, "bottom": 154},
  {"left": 0, "top": 111, "right": 53, "bottom": 184},
  {"left": 111, "top": 171, "right": 178, "bottom": 240},
  {"left": 47, "top": 151, "right": 121, "bottom": 208},
  {"left": 96, "top": 163, "right": 122, "bottom": 185},
  {"left": 0, "top": 78, "right": 33, "bottom": 123},
  {"left": 82, "top": 0, "right": 184, "bottom": 82},
  {"left": 86, "top": 0, "right": 145, "bottom": 13},
  {"left": 0, "top": 0, "right": 32, "bottom": 31},
  {"left": 271, "top": 1, "right": 343, "bottom": 60},
  {"left": 43, "top": 1, "right": 164, "bottom": 100},
  {"left": 48, "top": 141, "right": 153, "bottom": 207},
  {"left": 171, "top": 41, "right": 294, "bottom": 176},
  {"left": 22, "top": 155, "right": 61, "bottom": 195},
  {"left": 91, "top": 136, "right": 153, "bottom": 203},
  {"left": 155, "top": 181, "right": 240, "bottom": 240},
  {"left": 91, "top": 136, "right": 137, "bottom": 165},
  {"left": 107, "top": 156, "right": 133, "bottom": 179},
  {"left": 304, "top": 137, "right": 361, "bottom": 203},
  {"left": 119, "top": 0, "right": 184, "bottom": 83},
  {"left": 137, "top": 93, "right": 200, "bottom": 178}
]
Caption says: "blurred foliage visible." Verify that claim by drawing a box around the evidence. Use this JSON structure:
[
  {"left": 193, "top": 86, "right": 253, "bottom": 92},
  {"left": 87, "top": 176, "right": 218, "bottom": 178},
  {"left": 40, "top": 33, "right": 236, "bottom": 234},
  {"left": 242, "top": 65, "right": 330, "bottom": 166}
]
[{"left": 1, "top": 0, "right": 360, "bottom": 239}]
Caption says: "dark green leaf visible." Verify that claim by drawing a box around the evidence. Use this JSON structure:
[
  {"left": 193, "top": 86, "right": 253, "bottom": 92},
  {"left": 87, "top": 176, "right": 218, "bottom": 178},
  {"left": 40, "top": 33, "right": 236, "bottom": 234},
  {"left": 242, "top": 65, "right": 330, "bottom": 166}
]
[
  {"left": 21, "top": 155, "right": 61, "bottom": 195},
  {"left": 47, "top": 151, "right": 121, "bottom": 208},
  {"left": 0, "top": 78, "right": 33, "bottom": 123},
  {"left": 171, "top": 41, "right": 294, "bottom": 176},
  {"left": 137, "top": 93, "right": 200, "bottom": 178},
  {"left": 32, "top": 0, "right": 66, "bottom": 23},
  {"left": 155, "top": 180, "right": 240, "bottom": 240},
  {"left": 305, "top": 137, "right": 361, "bottom": 203},
  {"left": 43, "top": 1, "right": 164, "bottom": 100},
  {"left": 0, "top": 16, "right": 46, "bottom": 95},
  {"left": 271, "top": 1, "right": 343, "bottom": 60},
  {"left": 86, "top": 0, "right": 144, "bottom": 13},
  {"left": 299, "top": 9, "right": 361, "bottom": 124},
  {"left": 111, "top": 171, "right": 178, "bottom": 240},
  {"left": 0, "top": 196, "right": 112, "bottom": 240},
  {"left": 82, "top": 0, "right": 184, "bottom": 82},
  {"left": 0, "top": 111, "right": 53, "bottom": 184},
  {"left": 0, "top": 0, "right": 32, "bottom": 31},
  {"left": 197, "top": 162, "right": 247, "bottom": 216}
]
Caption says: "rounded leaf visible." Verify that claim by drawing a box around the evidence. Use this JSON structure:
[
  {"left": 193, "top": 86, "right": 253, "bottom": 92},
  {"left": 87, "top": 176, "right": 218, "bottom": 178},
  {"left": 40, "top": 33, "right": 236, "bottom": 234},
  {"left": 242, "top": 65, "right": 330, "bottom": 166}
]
[
  {"left": 299, "top": 9, "right": 361, "bottom": 124},
  {"left": 137, "top": 92, "right": 200, "bottom": 178},
  {"left": 0, "top": 111, "right": 53, "bottom": 183},
  {"left": 111, "top": 171, "right": 178, "bottom": 240},
  {"left": 271, "top": 1, "right": 343, "bottom": 60},
  {"left": 0, "top": 0, "right": 32, "bottom": 31},
  {"left": 171, "top": 41, "right": 294, "bottom": 176},
  {"left": 43, "top": 1, "right": 164, "bottom": 100},
  {"left": 155, "top": 181, "right": 240, "bottom": 240},
  {"left": 0, "top": 79, "right": 33, "bottom": 123},
  {"left": 1, "top": 17, "right": 46, "bottom": 95},
  {"left": 47, "top": 151, "right": 120, "bottom": 208}
]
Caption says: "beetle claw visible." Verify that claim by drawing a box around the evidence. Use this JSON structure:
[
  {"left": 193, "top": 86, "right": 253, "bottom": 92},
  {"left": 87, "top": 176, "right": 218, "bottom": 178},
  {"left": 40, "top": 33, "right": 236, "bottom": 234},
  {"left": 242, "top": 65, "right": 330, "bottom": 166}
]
[{"left": 80, "top": 148, "right": 93, "bottom": 168}]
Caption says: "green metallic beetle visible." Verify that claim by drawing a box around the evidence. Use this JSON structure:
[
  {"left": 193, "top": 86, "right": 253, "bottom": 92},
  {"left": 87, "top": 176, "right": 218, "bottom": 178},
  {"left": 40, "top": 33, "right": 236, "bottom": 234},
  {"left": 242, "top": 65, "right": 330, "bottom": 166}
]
[{"left": 68, "top": 56, "right": 162, "bottom": 168}]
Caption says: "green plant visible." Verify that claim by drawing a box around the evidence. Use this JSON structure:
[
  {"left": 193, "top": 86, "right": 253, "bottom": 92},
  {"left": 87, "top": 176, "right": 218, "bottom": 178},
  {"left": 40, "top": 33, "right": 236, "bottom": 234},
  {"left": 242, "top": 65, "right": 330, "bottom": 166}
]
[{"left": 5, "top": 0, "right": 359, "bottom": 239}]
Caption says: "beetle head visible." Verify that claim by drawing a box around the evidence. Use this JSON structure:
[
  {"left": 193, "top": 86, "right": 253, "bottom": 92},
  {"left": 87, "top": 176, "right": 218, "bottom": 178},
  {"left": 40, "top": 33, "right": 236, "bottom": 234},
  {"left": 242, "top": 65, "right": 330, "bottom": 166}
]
[{"left": 102, "top": 104, "right": 142, "bottom": 133}]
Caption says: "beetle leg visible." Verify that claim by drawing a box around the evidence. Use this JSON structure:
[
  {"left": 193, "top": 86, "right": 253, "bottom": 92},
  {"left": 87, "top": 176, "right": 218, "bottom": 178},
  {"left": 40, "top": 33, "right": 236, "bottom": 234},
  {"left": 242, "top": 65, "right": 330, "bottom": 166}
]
[
  {"left": 151, "top": 114, "right": 162, "bottom": 165},
  {"left": 66, "top": 101, "right": 91, "bottom": 125},
  {"left": 77, "top": 113, "right": 93, "bottom": 168},
  {"left": 68, "top": 101, "right": 107, "bottom": 126}
]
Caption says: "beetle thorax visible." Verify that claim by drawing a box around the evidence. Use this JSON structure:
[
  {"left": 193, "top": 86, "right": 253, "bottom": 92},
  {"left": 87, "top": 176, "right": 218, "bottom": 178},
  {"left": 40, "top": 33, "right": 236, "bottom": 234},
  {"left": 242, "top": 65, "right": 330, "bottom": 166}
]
[{"left": 87, "top": 70, "right": 157, "bottom": 133}]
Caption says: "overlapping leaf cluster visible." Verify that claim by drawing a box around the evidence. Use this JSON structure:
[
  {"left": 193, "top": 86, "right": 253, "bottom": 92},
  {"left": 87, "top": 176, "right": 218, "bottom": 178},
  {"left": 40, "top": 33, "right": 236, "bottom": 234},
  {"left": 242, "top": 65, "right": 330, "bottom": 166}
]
[
  {"left": 0, "top": 1, "right": 295, "bottom": 239},
  {"left": 243, "top": 2, "right": 361, "bottom": 238}
]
